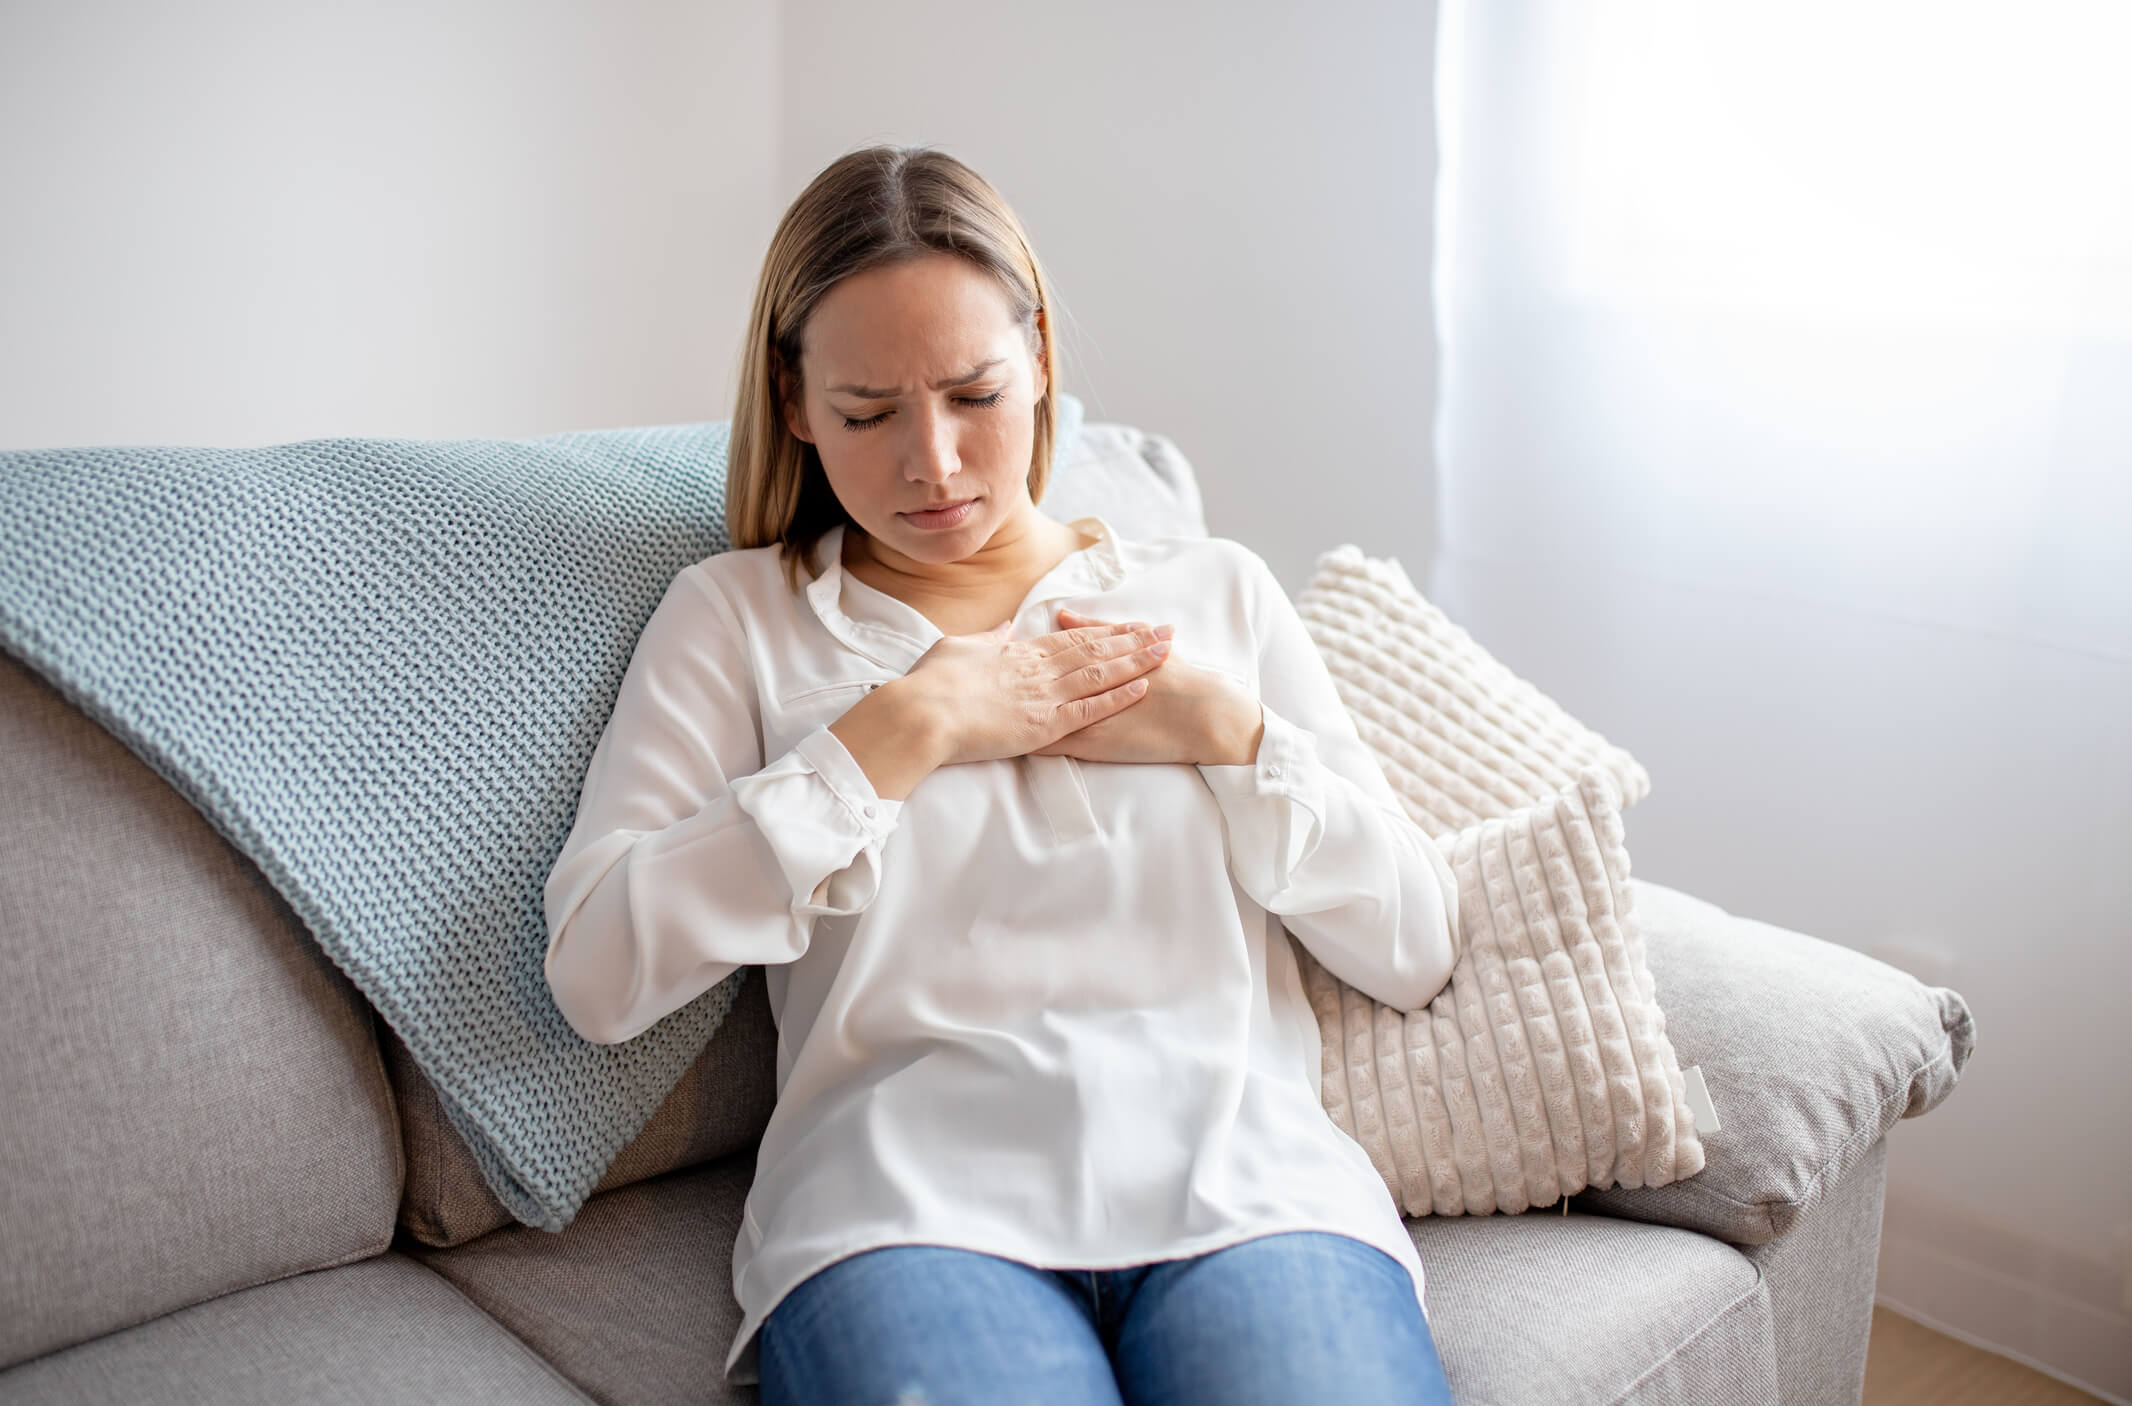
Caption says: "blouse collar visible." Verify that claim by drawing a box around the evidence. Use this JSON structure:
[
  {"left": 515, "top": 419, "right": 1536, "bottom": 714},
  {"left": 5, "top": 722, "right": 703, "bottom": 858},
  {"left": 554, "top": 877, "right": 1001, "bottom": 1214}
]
[{"left": 803, "top": 514, "right": 1129, "bottom": 673}]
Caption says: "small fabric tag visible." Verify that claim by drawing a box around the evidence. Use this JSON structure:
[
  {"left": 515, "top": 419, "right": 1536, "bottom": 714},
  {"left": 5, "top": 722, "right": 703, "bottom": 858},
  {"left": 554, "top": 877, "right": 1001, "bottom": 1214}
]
[{"left": 1683, "top": 1065, "right": 1721, "bottom": 1135}]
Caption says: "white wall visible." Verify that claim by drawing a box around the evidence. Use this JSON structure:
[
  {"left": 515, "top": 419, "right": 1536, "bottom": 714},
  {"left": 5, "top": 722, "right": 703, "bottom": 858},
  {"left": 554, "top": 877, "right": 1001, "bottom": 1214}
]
[
  {"left": 776, "top": 0, "right": 1441, "bottom": 593},
  {"left": 0, "top": 0, "right": 1438, "bottom": 587},
  {"left": 1434, "top": 2, "right": 2132, "bottom": 1396},
  {"left": 0, "top": 0, "right": 780, "bottom": 450}
]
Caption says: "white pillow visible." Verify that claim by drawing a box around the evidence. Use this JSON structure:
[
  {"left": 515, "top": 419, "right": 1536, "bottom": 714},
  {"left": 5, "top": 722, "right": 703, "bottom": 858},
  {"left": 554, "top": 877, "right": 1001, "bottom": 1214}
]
[
  {"left": 1291, "top": 547, "right": 1702, "bottom": 1215},
  {"left": 1293, "top": 545, "right": 1648, "bottom": 838}
]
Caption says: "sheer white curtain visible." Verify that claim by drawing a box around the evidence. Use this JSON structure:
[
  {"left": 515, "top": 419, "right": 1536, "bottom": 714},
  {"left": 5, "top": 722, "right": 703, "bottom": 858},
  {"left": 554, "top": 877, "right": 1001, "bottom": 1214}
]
[{"left": 1432, "top": 0, "right": 2130, "bottom": 1390}]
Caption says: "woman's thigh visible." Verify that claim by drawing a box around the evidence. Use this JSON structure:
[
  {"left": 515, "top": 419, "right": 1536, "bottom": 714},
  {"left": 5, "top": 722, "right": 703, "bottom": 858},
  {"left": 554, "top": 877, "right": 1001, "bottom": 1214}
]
[
  {"left": 1108, "top": 1232, "right": 1454, "bottom": 1406},
  {"left": 758, "top": 1243, "right": 1125, "bottom": 1406}
]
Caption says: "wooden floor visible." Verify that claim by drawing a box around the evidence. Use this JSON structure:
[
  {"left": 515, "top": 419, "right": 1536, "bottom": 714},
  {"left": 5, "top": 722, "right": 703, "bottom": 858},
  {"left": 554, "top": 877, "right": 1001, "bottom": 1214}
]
[{"left": 1864, "top": 1306, "right": 2108, "bottom": 1406}]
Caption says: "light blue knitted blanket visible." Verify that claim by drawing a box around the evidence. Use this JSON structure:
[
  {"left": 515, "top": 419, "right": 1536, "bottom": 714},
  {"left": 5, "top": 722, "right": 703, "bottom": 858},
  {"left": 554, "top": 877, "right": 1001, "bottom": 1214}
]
[{"left": 0, "top": 396, "right": 1084, "bottom": 1232}]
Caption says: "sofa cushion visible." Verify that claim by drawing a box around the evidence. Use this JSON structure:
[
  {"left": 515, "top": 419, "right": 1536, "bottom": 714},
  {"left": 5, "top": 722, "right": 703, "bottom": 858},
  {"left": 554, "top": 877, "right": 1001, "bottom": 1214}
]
[
  {"left": 387, "top": 965, "right": 780, "bottom": 1248},
  {"left": 0, "top": 651, "right": 404, "bottom": 1370},
  {"left": 1412, "top": 1208, "right": 1779, "bottom": 1406},
  {"left": 1573, "top": 880, "right": 1973, "bottom": 1244},
  {"left": 0, "top": 1253, "right": 590, "bottom": 1404},
  {"left": 406, "top": 1146, "right": 1781, "bottom": 1406},
  {"left": 404, "top": 1154, "right": 760, "bottom": 1405}
]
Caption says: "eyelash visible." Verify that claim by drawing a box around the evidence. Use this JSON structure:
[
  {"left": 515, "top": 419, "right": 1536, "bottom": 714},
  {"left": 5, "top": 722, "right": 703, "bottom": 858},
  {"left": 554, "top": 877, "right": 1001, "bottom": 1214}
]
[{"left": 840, "top": 390, "right": 1006, "bottom": 432}]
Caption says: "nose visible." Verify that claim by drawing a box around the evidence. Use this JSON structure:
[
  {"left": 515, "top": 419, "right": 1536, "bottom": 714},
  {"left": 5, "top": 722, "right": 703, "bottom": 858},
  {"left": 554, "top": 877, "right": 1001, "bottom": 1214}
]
[{"left": 902, "top": 399, "right": 960, "bottom": 486}]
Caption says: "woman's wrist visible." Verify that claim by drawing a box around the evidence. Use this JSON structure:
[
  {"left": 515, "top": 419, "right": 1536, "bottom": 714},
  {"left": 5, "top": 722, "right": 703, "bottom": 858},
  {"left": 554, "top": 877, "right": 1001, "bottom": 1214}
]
[
  {"left": 1205, "top": 694, "right": 1265, "bottom": 767},
  {"left": 829, "top": 679, "right": 947, "bottom": 801}
]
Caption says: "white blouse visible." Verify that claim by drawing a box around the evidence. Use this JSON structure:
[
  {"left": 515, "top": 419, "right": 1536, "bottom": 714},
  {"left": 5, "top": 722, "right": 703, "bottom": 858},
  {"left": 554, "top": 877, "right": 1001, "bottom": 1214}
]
[{"left": 542, "top": 513, "right": 1461, "bottom": 1387}]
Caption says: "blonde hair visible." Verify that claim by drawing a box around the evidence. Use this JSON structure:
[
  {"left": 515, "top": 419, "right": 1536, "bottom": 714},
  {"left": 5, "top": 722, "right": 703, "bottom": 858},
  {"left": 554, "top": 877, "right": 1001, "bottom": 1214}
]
[{"left": 727, "top": 145, "right": 1061, "bottom": 595}]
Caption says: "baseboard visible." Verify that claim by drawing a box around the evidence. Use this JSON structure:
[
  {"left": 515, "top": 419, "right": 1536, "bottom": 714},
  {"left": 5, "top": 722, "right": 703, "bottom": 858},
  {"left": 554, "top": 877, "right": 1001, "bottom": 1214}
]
[{"left": 1875, "top": 1180, "right": 2130, "bottom": 1404}]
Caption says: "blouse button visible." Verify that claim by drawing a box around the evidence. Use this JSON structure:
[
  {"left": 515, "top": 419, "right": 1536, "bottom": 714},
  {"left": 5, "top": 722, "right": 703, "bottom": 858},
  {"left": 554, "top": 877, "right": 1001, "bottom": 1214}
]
[{"left": 1267, "top": 764, "right": 1283, "bottom": 778}]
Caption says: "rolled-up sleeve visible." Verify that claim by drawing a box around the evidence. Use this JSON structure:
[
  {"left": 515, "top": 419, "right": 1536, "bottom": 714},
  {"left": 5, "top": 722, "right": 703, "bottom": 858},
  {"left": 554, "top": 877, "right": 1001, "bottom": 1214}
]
[
  {"left": 1196, "top": 551, "right": 1460, "bottom": 1011},
  {"left": 543, "top": 570, "right": 902, "bottom": 1045}
]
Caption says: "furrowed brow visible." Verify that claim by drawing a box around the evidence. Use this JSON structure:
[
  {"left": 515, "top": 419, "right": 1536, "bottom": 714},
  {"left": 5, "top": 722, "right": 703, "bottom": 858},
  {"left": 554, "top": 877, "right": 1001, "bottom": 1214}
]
[{"left": 827, "top": 358, "right": 1005, "bottom": 399}]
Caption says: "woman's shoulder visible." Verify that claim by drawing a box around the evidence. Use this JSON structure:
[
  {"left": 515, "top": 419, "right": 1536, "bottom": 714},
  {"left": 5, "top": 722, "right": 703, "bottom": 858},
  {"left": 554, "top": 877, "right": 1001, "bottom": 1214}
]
[
  {"left": 620, "top": 544, "right": 804, "bottom": 652},
  {"left": 681, "top": 540, "right": 807, "bottom": 614},
  {"left": 1111, "top": 525, "right": 1261, "bottom": 573},
  {"left": 1116, "top": 530, "right": 1272, "bottom": 598}
]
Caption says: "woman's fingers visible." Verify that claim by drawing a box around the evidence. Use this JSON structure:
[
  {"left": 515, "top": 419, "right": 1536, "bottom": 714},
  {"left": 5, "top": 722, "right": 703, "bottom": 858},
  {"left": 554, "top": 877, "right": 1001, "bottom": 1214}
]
[
  {"left": 1053, "top": 610, "right": 1172, "bottom": 674},
  {"left": 1048, "top": 609, "right": 1172, "bottom": 649},
  {"left": 1061, "top": 623, "right": 1171, "bottom": 667},
  {"left": 1031, "top": 615, "right": 1139, "bottom": 657},
  {"left": 1057, "top": 606, "right": 1149, "bottom": 633},
  {"left": 1045, "top": 627, "right": 1171, "bottom": 702}
]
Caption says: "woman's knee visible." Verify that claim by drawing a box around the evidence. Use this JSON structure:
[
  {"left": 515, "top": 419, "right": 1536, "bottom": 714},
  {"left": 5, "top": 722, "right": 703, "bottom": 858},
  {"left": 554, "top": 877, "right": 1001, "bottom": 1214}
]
[
  {"left": 759, "top": 1245, "right": 1123, "bottom": 1406},
  {"left": 1108, "top": 1233, "right": 1451, "bottom": 1406}
]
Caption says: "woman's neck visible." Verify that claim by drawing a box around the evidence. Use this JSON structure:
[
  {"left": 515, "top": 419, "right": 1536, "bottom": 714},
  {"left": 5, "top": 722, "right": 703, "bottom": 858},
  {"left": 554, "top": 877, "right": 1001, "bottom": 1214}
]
[{"left": 844, "top": 504, "right": 1088, "bottom": 607}]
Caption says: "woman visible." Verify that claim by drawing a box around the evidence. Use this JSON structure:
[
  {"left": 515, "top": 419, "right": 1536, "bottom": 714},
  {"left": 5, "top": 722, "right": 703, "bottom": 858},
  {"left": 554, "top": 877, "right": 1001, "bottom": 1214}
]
[{"left": 542, "top": 146, "right": 1462, "bottom": 1405}]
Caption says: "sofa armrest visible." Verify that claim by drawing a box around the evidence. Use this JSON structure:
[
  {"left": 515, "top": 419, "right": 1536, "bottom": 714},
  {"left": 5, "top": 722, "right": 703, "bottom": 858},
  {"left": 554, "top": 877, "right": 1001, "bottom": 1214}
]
[{"left": 1571, "top": 879, "right": 1975, "bottom": 1245}]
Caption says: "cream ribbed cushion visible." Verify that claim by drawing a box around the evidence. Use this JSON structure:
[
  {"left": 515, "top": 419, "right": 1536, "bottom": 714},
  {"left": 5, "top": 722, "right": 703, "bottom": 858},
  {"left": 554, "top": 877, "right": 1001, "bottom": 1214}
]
[
  {"left": 1292, "top": 547, "right": 1702, "bottom": 1215},
  {"left": 1293, "top": 545, "right": 1648, "bottom": 838}
]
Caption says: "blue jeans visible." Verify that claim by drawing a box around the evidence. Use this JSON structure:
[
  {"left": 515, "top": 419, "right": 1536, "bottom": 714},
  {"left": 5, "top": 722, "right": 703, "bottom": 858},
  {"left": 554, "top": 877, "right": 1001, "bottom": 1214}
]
[{"left": 757, "top": 1230, "right": 1455, "bottom": 1405}]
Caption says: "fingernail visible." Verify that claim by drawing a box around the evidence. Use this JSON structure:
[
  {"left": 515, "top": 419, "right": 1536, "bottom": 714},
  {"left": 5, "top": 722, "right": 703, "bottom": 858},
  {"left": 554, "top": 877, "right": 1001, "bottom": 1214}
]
[
  {"left": 1155, "top": 624, "right": 1175, "bottom": 640},
  {"left": 1151, "top": 640, "right": 1171, "bottom": 657}
]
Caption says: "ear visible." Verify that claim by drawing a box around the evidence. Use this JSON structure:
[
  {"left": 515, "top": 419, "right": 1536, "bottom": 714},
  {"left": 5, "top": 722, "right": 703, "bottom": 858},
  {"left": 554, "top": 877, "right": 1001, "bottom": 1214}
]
[{"left": 778, "top": 362, "right": 815, "bottom": 445}]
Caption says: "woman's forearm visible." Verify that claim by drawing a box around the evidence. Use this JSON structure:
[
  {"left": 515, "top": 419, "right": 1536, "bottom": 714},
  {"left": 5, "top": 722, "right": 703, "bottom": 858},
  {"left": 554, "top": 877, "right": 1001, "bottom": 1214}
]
[
  {"left": 1205, "top": 692, "right": 1266, "bottom": 767},
  {"left": 828, "top": 678, "right": 949, "bottom": 801}
]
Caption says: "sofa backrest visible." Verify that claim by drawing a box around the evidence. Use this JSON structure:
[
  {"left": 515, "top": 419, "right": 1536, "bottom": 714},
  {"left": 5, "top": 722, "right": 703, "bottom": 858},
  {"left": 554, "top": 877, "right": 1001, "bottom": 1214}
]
[{"left": 0, "top": 653, "right": 404, "bottom": 1369}]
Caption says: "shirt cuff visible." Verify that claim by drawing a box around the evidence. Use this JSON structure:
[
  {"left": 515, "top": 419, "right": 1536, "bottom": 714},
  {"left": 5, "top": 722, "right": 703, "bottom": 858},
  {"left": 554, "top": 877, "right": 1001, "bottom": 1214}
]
[
  {"left": 793, "top": 722, "right": 904, "bottom": 839},
  {"left": 1195, "top": 702, "right": 1328, "bottom": 890},
  {"left": 728, "top": 724, "right": 903, "bottom": 918},
  {"left": 1196, "top": 702, "right": 1324, "bottom": 808}
]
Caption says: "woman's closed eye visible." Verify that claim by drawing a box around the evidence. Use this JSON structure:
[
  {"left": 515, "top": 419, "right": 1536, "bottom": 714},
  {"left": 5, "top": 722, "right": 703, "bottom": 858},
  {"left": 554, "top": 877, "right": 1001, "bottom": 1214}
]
[{"left": 840, "top": 389, "right": 1008, "bottom": 432}]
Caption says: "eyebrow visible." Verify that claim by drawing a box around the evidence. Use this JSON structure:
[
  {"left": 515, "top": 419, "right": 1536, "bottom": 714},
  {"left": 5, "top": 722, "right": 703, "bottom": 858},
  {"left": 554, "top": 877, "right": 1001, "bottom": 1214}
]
[{"left": 825, "top": 359, "right": 1005, "bottom": 399}]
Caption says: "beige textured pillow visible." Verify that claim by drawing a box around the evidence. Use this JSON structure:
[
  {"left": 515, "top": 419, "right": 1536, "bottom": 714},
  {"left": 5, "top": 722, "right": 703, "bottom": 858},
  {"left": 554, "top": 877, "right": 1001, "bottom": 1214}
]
[
  {"left": 1294, "top": 769, "right": 1704, "bottom": 1216},
  {"left": 1293, "top": 545, "right": 1648, "bottom": 838},
  {"left": 1290, "top": 546, "right": 1702, "bottom": 1215}
]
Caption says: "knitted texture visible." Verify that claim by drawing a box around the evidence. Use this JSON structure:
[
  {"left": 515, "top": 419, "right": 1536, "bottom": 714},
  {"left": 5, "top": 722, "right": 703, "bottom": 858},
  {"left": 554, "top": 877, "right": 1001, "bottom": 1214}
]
[
  {"left": 1288, "top": 545, "right": 1699, "bottom": 1214},
  {"left": 0, "top": 398, "right": 1086, "bottom": 1233}
]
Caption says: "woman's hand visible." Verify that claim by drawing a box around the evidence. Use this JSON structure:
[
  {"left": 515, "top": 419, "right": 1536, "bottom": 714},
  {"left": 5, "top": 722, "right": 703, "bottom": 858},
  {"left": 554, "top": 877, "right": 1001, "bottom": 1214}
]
[
  {"left": 899, "top": 613, "right": 1176, "bottom": 768},
  {"left": 1030, "top": 607, "right": 1265, "bottom": 766}
]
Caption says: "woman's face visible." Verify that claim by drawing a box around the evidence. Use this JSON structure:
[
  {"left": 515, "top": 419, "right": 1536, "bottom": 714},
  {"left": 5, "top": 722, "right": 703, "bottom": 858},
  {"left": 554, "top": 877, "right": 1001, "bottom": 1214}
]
[{"left": 784, "top": 251, "right": 1046, "bottom": 566}]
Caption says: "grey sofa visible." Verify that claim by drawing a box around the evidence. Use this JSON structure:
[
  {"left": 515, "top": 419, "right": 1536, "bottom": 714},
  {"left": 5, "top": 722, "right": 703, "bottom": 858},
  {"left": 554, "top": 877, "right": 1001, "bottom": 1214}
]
[{"left": 0, "top": 421, "right": 1972, "bottom": 1405}]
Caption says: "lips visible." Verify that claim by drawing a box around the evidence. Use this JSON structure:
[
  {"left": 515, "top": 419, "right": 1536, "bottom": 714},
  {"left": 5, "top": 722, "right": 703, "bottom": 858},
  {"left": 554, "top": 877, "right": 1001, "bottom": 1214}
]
[
  {"left": 900, "top": 497, "right": 979, "bottom": 530},
  {"left": 904, "top": 498, "right": 974, "bottom": 514}
]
